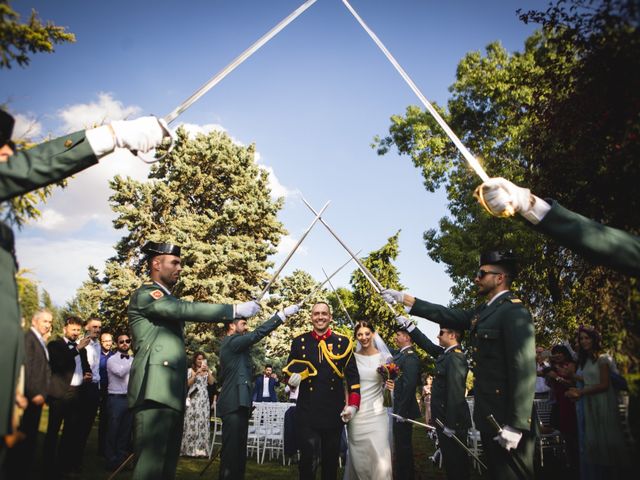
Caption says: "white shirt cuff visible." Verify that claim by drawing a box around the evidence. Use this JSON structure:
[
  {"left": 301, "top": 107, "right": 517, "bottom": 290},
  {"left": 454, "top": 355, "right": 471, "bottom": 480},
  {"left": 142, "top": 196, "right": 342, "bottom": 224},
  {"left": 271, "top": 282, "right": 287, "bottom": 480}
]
[
  {"left": 85, "top": 125, "right": 116, "bottom": 158},
  {"left": 520, "top": 195, "right": 551, "bottom": 225}
]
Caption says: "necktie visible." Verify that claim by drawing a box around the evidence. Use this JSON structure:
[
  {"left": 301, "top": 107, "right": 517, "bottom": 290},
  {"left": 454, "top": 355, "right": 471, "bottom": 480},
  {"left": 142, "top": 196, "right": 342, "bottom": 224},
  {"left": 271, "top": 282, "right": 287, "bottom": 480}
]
[
  {"left": 121, "top": 354, "right": 130, "bottom": 359},
  {"left": 68, "top": 340, "right": 77, "bottom": 348}
]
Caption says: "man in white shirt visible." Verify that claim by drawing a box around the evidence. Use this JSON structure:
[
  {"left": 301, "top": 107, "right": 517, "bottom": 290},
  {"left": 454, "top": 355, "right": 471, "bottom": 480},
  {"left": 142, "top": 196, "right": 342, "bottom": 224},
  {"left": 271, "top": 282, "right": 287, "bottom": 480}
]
[
  {"left": 253, "top": 365, "right": 279, "bottom": 402},
  {"left": 78, "top": 318, "right": 102, "bottom": 466},
  {"left": 105, "top": 333, "right": 134, "bottom": 471}
]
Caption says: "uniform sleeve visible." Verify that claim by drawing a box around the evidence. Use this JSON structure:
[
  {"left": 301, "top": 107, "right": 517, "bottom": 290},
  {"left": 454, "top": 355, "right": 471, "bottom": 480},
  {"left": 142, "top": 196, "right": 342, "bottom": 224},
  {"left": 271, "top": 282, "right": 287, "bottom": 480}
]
[
  {"left": 503, "top": 304, "right": 536, "bottom": 430},
  {"left": 409, "top": 327, "right": 444, "bottom": 359},
  {"left": 535, "top": 201, "right": 640, "bottom": 277},
  {"left": 445, "top": 353, "right": 468, "bottom": 428},
  {"left": 227, "top": 314, "right": 283, "bottom": 353},
  {"left": 0, "top": 131, "right": 98, "bottom": 201},
  {"left": 344, "top": 345, "right": 361, "bottom": 408},
  {"left": 140, "top": 293, "right": 234, "bottom": 323},
  {"left": 409, "top": 298, "right": 473, "bottom": 331}
]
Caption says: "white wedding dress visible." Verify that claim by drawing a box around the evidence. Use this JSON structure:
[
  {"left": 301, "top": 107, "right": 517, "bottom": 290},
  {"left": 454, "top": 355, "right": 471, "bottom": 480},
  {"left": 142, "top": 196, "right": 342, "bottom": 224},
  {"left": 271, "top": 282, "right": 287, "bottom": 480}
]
[{"left": 345, "top": 352, "right": 392, "bottom": 480}]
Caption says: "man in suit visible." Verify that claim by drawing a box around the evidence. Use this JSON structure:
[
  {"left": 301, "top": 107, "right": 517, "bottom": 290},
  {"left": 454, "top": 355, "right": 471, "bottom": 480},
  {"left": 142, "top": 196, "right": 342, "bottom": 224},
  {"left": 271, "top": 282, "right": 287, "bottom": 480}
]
[
  {"left": 476, "top": 177, "right": 640, "bottom": 277},
  {"left": 0, "top": 108, "right": 170, "bottom": 471},
  {"left": 398, "top": 320, "right": 471, "bottom": 479},
  {"left": 5, "top": 309, "right": 52, "bottom": 477},
  {"left": 391, "top": 327, "right": 422, "bottom": 480},
  {"left": 217, "top": 305, "right": 298, "bottom": 479},
  {"left": 127, "top": 241, "right": 261, "bottom": 480},
  {"left": 287, "top": 302, "right": 361, "bottom": 480},
  {"left": 383, "top": 251, "right": 536, "bottom": 479},
  {"left": 253, "top": 365, "right": 279, "bottom": 402},
  {"left": 44, "top": 316, "right": 93, "bottom": 477}
]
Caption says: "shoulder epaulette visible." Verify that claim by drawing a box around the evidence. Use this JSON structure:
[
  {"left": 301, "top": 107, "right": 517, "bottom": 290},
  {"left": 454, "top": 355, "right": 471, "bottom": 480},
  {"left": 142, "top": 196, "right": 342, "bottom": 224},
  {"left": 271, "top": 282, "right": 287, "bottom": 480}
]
[
  {"left": 509, "top": 298, "right": 522, "bottom": 304},
  {"left": 149, "top": 289, "right": 164, "bottom": 300},
  {"left": 454, "top": 348, "right": 463, "bottom": 353}
]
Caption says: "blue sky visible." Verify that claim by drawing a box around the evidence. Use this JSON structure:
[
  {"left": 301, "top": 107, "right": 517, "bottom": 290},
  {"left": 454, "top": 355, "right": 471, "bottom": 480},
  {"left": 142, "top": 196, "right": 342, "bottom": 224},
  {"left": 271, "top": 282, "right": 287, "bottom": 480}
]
[{"left": 5, "top": 0, "right": 540, "bottom": 338}]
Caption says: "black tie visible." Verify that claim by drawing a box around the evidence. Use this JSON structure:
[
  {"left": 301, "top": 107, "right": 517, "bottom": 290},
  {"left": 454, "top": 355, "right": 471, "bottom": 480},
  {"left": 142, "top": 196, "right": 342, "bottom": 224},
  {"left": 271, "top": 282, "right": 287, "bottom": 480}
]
[
  {"left": 121, "top": 354, "right": 130, "bottom": 359},
  {"left": 68, "top": 341, "right": 77, "bottom": 348}
]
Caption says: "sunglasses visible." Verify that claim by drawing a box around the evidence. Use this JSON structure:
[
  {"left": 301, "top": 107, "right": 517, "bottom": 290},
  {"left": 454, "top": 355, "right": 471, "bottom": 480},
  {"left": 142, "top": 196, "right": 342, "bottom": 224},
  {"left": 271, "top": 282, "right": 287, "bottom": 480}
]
[
  {"left": 476, "top": 269, "right": 502, "bottom": 279},
  {"left": 118, "top": 339, "right": 131, "bottom": 344},
  {"left": 438, "top": 330, "right": 449, "bottom": 337}
]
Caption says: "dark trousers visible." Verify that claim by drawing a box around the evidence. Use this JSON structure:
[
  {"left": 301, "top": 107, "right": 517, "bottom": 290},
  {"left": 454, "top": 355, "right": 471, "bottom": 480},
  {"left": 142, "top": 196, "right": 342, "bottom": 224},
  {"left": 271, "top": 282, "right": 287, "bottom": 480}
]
[
  {"left": 132, "top": 401, "right": 183, "bottom": 480},
  {"left": 43, "top": 387, "right": 82, "bottom": 475},
  {"left": 437, "top": 429, "right": 470, "bottom": 480},
  {"left": 480, "top": 431, "right": 535, "bottom": 480},
  {"left": 296, "top": 420, "right": 341, "bottom": 480},
  {"left": 218, "top": 407, "right": 250, "bottom": 480},
  {"left": 5, "top": 402, "right": 43, "bottom": 478},
  {"left": 105, "top": 395, "right": 132, "bottom": 470},
  {"left": 393, "top": 420, "right": 414, "bottom": 480},
  {"left": 97, "top": 390, "right": 109, "bottom": 455},
  {"left": 77, "top": 382, "right": 99, "bottom": 462}
]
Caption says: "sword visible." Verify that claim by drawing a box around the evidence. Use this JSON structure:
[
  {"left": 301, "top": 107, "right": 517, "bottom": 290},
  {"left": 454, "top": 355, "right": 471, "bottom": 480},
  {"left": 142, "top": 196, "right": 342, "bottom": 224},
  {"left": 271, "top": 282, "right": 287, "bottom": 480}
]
[
  {"left": 106, "top": 453, "right": 135, "bottom": 480},
  {"left": 390, "top": 413, "right": 436, "bottom": 431},
  {"left": 341, "top": 0, "right": 489, "bottom": 182},
  {"left": 255, "top": 200, "right": 330, "bottom": 301},
  {"left": 298, "top": 252, "right": 359, "bottom": 306},
  {"left": 487, "top": 414, "right": 528, "bottom": 480},
  {"left": 322, "top": 267, "right": 354, "bottom": 326},
  {"left": 435, "top": 418, "right": 487, "bottom": 471}
]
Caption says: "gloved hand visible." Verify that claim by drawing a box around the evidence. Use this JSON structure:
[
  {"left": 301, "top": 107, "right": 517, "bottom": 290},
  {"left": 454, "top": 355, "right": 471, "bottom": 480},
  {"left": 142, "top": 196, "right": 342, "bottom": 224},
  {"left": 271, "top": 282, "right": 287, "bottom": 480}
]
[
  {"left": 381, "top": 288, "right": 404, "bottom": 305},
  {"left": 234, "top": 300, "right": 261, "bottom": 319},
  {"left": 111, "top": 116, "right": 172, "bottom": 153},
  {"left": 277, "top": 304, "right": 300, "bottom": 321},
  {"left": 288, "top": 373, "right": 302, "bottom": 388},
  {"left": 395, "top": 316, "right": 414, "bottom": 332},
  {"left": 443, "top": 426, "right": 455, "bottom": 438},
  {"left": 493, "top": 425, "right": 523, "bottom": 451},
  {"left": 475, "top": 177, "right": 532, "bottom": 218},
  {"left": 340, "top": 406, "right": 357, "bottom": 423}
]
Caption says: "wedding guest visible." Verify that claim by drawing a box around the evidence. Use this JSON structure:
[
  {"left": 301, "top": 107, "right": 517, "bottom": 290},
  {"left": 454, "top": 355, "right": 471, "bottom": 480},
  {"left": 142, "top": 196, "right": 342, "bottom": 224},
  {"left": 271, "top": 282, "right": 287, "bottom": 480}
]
[{"left": 180, "top": 352, "right": 214, "bottom": 458}]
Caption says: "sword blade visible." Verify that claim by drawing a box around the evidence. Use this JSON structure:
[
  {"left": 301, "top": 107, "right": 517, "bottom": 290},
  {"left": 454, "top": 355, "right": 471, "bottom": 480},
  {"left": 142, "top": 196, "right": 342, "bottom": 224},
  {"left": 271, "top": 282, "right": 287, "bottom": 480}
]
[
  {"left": 299, "top": 252, "right": 359, "bottom": 306},
  {"left": 341, "top": 0, "right": 489, "bottom": 182},
  {"left": 435, "top": 418, "right": 487, "bottom": 470},
  {"left": 164, "top": 0, "right": 318, "bottom": 124},
  {"left": 322, "top": 267, "right": 354, "bottom": 326},
  {"left": 390, "top": 413, "right": 436, "bottom": 431}
]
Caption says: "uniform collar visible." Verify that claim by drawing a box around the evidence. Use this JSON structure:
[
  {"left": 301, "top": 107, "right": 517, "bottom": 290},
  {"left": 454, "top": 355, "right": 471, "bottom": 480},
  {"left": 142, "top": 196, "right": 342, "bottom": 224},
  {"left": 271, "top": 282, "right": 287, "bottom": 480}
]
[
  {"left": 153, "top": 281, "right": 172, "bottom": 296},
  {"left": 311, "top": 328, "right": 332, "bottom": 342},
  {"left": 486, "top": 289, "right": 510, "bottom": 306},
  {"left": 444, "top": 344, "right": 459, "bottom": 354}
]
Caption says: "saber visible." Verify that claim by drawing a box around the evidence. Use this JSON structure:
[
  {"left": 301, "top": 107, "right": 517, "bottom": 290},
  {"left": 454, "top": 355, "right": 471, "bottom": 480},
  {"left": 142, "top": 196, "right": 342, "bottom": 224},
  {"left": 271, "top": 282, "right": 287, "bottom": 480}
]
[
  {"left": 299, "top": 252, "right": 359, "bottom": 306},
  {"left": 300, "top": 195, "right": 398, "bottom": 316},
  {"left": 322, "top": 267, "right": 354, "bottom": 326},
  {"left": 256, "top": 200, "right": 330, "bottom": 301},
  {"left": 487, "top": 415, "right": 528, "bottom": 480},
  {"left": 390, "top": 413, "right": 436, "bottom": 431},
  {"left": 164, "top": 0, "right": 317, "bottom": 125},
  {"left": 341, "top": 0, "right": 489, "bottom": 182},
  {"left": 435, "top": 418, "right": 487, "bottom": 471},
  {"left": 107, "top": 453, "right": 135, "bottom": 480}
]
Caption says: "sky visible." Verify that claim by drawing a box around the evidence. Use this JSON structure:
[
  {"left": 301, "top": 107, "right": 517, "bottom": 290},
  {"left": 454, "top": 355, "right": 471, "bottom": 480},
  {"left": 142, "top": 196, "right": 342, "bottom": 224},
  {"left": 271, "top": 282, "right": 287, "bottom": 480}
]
[{"left": 4, "top": 0, "right": 541, "bottom": 340}]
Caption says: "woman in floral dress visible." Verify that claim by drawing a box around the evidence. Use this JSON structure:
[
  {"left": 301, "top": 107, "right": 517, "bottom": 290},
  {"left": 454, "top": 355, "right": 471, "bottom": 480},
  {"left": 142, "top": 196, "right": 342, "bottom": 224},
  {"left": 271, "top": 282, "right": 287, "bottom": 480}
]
[{"left": 180, "top": 351, "right": 215, "bottom": 457}]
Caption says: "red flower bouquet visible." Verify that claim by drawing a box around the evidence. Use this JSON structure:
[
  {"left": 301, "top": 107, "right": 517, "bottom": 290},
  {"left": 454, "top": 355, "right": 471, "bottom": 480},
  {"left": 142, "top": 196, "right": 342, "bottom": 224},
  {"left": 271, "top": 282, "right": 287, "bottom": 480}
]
[{"left": 377, "top": 362, "right": 400, "bottom": 407}]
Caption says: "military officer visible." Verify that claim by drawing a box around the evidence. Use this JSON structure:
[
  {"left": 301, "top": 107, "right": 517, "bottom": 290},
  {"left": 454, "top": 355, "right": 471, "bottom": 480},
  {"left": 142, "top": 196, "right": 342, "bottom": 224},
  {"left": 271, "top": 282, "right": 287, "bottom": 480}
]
[
  {"left": 383, "top": 251, "right": 536, "bottom": 480},
  {"left": 476, "top": 177, "right": 640, "bottom": 277},
  {"left": 217, "top": 304, "right": 299, "bottom": 479},
  {"left": 397, "top": 319, "right": 471, "bottom": 479},
  {"left": 0, "top": 109, "right": 170, "bottom": 471},
  {"left": 127, "top": 241, "right": 261, "bottom": 480},
  {"left": 286, "top": 302, "right": 360, "bottom": 480}
]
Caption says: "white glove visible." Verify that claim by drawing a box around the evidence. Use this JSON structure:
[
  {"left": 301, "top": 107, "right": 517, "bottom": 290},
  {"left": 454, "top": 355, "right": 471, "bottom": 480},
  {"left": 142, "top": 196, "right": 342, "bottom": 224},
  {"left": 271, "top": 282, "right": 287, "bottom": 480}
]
[
  {"left": 277, "top": 304, "right": 300, "bottom": 321},
  {"left": 395, "top": 316, "right": 415, "bottom": 332},
  {"left": 443, "top": 426, "right": 455, "bottom": 438},
  {"left": 111, "top": 116, "right": 172, "bottom": 153},
  {"left": 381, "top": 288, "right": 404, "bottom": 305},
  {"left": 493, "top": 425, "right": 523, "bottom": 451},
  {"left": 288, "top": 373, "right": 301, "bottom": 388},
  {"left": 234, "top": 300, "right": 260, "bottom": 319},
  {"left": 476, "top": 177, "right": 550, "bottom": 225},
  {"left": 340, "top": 406, "right": 357, "bottom": 423}
]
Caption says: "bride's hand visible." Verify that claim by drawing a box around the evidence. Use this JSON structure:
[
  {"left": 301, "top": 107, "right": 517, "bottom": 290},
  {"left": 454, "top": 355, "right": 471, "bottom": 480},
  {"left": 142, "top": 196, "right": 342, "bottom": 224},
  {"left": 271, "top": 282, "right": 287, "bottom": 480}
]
[{"left": 385, "top": 380, "right": 395, "bottom": 391}]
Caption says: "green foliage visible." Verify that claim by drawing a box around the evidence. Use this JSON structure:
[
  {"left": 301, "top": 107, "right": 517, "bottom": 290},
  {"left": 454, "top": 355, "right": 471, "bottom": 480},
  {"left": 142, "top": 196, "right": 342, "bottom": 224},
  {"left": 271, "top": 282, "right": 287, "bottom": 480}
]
[
  {"left": 375, "top": 0, "right": 640, "bottom": 368},
  {"left": 0, "top": 1, "right": 75, "bottom": 69},
  {"left": 61, "top": 265, "right": 105, "bottom": 322},
  {"left": 16, "top": 269, "right": 39, "bottom": 326}
]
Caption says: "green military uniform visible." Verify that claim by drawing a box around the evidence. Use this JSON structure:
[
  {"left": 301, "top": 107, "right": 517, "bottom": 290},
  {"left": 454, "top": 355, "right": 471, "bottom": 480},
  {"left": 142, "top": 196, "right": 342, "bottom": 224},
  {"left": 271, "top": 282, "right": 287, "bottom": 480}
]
[
  {"left": 535, "top": 200, "right": 640, "bottom": 277},
  {"left": 392, "top": 342, "right": 421, "bottom": 480},
  {"left": 0, "top": 127, "right": 98, "bottom": 460},
  {"left": 217, "top": 313, "right": 283, "bottom": 480},
  {"left": 409, "top": 327, "right": 471, "bottom": 480},
  {"left": 410, "top": 290, "right": 536, "bottom": 479},
  {"left": 127, "top": 281, "right": 233, "bottom": 480}
]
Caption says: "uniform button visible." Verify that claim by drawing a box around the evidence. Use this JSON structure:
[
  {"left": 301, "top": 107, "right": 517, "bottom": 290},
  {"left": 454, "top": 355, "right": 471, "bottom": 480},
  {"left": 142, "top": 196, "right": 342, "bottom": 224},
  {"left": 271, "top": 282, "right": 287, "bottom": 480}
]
[
  {"left": 310, "top": 387, "right": 313, "bottom": 391},
  {"left": 495, "top": 389, "right": 500, "bottom": 394},
  {"left": 64, "top": 139, "right": 73, "bottom": 148},
  {"left": 302, "top": 354, "right": 306, "bottom": 358},
  {"left": 302, "top": 346, "right": 305, "bottom": 350},
  {"left": 330, "top": 387, "right": 334, "bottom": 391},
  {"left": 163, "top": 361, "right": 168, "bottom": 366}
]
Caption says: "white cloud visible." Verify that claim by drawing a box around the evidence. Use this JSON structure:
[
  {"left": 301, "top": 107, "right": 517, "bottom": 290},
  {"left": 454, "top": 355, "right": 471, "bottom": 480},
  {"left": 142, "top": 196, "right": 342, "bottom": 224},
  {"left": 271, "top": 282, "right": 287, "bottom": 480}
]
[
  {"left": 260, "top": 164, "right": 291, "bottom": 199},
  {"left": 180, "top": 122, "right": 226, "bottom": 138},
  {"left": 12, "top": 113, "right": 43, "bottom": 141},
  {"left": 57, "top": 92, "right": 141, "bottom": 132},
  {"left": 277, "top": 234, "right": 308, "bottom": 257}
]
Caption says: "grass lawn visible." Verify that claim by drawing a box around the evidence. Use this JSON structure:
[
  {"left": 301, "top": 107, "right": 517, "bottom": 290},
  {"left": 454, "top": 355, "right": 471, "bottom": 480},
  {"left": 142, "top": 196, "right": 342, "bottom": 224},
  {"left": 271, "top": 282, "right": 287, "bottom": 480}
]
[{"left": 30, "top": 407, "right": 480, "bottom": 479}]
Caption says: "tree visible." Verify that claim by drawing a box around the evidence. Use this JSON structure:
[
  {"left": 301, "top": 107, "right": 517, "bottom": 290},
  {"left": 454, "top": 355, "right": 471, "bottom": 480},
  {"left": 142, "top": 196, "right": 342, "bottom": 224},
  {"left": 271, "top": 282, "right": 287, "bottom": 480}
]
[
  {"left": 0, "top": 1, "right": 75, "bottom": 69},
  {"left": 61, "top": 266, "right": 105, "bottom": 323},
  {"left": 375, "top": 0, "right": 640, "bottom": 368},
  {"left": 16, "top": 268, "right": 39, "bottom": 326}
]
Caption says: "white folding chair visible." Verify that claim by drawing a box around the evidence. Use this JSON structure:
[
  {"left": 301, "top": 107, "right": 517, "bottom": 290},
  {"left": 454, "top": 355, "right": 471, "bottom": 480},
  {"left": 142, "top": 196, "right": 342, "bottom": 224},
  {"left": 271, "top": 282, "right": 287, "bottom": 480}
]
[
  {"left": 534, "top": 398, "right": 566, "bottom": 467},
  {"left": 208, "top": 401, "right": 223, "bottom": 459},
  {"left": 465, "top": 396, "right": 484, "bottom": 473},
  {"left": 260, "top": 403, "right": 289, "bottom": 464}
]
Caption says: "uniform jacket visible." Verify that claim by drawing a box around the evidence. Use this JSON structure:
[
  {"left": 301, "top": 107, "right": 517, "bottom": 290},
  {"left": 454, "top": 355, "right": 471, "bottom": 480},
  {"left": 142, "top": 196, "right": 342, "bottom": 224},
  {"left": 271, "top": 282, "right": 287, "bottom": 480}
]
[
  {"left": 253, "top": 375, "right": 279, "bottom": 402},
  {"left": 127, "top": 282, "right": 234, "bottom": 412},
  {"left": 409, "top": 328, "right": 471, "bottom": 431},
  {"left": 288, "top": 330, "right": 360, "bottom": 429},
  {"left": 0, "top": 131, "right": 97, "bottom": 435},
  {"left": 392, "top": 346, "right": 421, "bottom": 420},
  {"left": 217, "top": 314, "right": 283, "bottom": 417},
  {"left": 410, "top": 290, "right": 536, "bottom": 433},
  {"left": 23, "top": 329, "right": 51, "bottom": 400},
  {"left": 536, "top": 200, "right": 640, "bottom": 278},
  {"left": 47, "top": 337, "right": 91, "bottom": 399}
]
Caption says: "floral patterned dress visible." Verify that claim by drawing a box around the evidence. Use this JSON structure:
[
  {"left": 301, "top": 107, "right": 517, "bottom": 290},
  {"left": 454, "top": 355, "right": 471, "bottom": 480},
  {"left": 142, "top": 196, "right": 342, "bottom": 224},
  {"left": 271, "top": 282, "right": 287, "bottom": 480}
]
[{"left": 180, "top": 368, "right": 211, "bottom": 457}]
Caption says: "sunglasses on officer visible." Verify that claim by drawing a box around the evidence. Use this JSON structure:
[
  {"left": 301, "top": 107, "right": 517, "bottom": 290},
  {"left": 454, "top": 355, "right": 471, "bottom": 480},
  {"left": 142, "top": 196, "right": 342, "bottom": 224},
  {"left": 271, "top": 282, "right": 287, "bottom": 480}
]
[
  {"left": 475, "top": 269, "right": 503, "bottom": 279},
  {"left": 118, "top": 338, "right": 131, "bottom": 344}
]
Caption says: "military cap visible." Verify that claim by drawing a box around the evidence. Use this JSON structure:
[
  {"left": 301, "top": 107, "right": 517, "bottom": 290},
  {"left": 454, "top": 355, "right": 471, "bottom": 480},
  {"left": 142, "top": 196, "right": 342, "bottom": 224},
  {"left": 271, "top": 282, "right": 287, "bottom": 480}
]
[
  {"left": 141, "top": 241, "right": 181, "bottom": 258},
  {"left": 479, "top": 250, "right": 518, "bottom": 276},
  {"left": 1, "top": 109, "right": 15, "bottom": 148}
]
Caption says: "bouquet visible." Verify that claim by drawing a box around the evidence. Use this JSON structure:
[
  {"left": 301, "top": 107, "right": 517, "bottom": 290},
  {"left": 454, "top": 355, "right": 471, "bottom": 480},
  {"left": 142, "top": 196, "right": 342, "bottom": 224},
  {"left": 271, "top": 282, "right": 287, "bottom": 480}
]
[{"left": 377, "top": 362, "right": 400, "bottom": 408}]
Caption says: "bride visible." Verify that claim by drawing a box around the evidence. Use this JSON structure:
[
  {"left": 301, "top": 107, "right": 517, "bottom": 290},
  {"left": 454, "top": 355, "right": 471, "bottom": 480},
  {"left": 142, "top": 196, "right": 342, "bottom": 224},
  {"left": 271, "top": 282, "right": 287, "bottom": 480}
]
[{"left": 345, "top": 320, "right": 393, "bottom": 480}]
